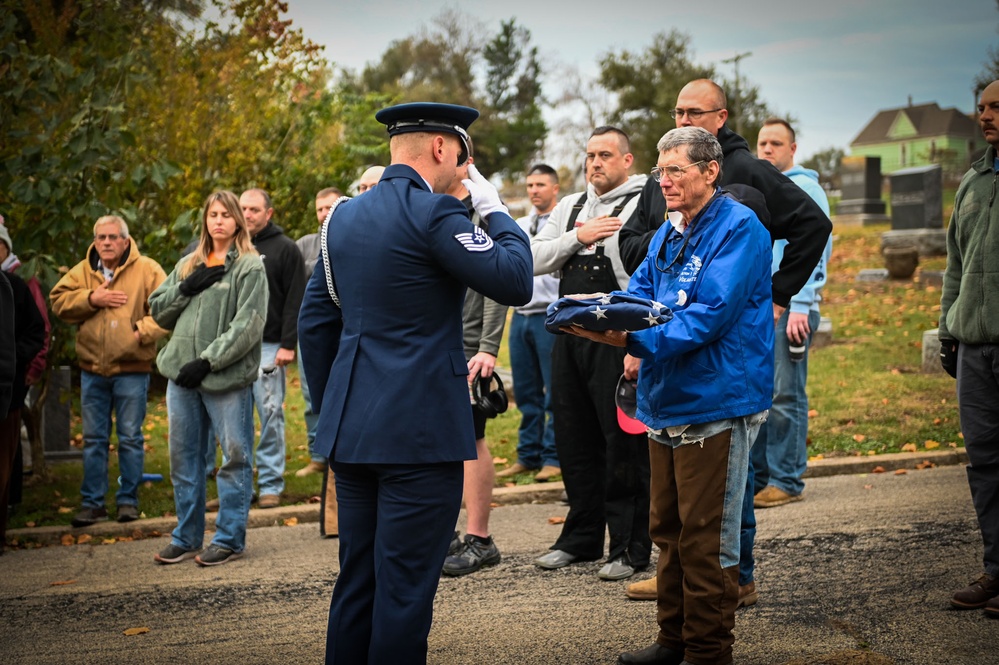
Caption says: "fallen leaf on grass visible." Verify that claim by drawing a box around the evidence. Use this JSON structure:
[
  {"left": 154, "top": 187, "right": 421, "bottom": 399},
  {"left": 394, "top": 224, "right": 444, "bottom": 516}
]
[
  {"left": 58, "top": 506, "right": 73, "bottom": 514},
  {"left": 852, "top": 434, "right": 866, "bottom": 443},
  {"left": 307, "top": 495, "right": 321, "bottom": 504},
  {"left": 807, "top": 409, "right": 819, "bottom": 418},
  {"left": 894, "top": 469, "right": 907, "bottom": 475},
  {"left": 76, "top": 534, "right": 92, "bottom": 544},
  {"left": 103, "top": 538, "right": 117, "bottom": 544},
  {"left": 901, "top": 443, "right": 917, "bottom": 453},
  {"left": 49, "top": 579, "right": 77, "bottom": 586},
  {"left": 547, "top": 516, "right": 566, "bottom": 525},
  {"left": 881, "top": 398, "right": 889, "bottom": 405},
  {"left": 924, "top": 440, "right": 940, "bottom": 450},
  {"left": 60, "top": 534, "right": 75, "bottom": 546},
  {"left": 492, "top": 456, "right": 508, "bottom": 465},
  {"left": 123, "top": 627, "right": 150, "bottom": 636},
  {"left": 283, "top": 517, "right": 299, "bottom": 526},
  {"left": 490, "top": 502, "right": 499, "bottom": 508},
  {"left": 25, "top": 521, "right": 36, "bottom": 528},
  {"left": 915, "top": 460, "right": 937, "bottom": 470},
  {"left": 867, "top": 450, "right": 877, "bottom": 456},
  {"left": 872, "top": 466, "right": 886, "bottom": 474}
]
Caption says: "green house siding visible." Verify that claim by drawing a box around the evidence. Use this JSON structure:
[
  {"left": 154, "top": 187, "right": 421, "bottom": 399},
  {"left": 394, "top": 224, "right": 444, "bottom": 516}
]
[{"left": 853, "top": 135, "right": 986, "bottom": 173}]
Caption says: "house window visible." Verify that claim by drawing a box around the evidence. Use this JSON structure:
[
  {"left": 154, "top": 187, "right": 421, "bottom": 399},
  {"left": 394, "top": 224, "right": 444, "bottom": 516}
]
[{"left": 901, "top": 143, "right": 907, "bottom": 167}]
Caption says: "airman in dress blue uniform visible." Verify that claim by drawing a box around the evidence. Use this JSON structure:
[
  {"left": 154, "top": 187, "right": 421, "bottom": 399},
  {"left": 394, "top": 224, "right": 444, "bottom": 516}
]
[{"left": 298, "top": 102, "right": 533, "bottom": 665}]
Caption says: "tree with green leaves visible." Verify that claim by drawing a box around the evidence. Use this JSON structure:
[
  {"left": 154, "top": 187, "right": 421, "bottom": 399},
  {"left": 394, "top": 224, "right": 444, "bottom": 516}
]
[
  {"left": 801, "top": 146, "right": 845, "bottom": 190},
  {"left": 348, "top": 10, "right": 545, "bottom": 177},
  {"left": 599, "top": 30, "right": 776, "bottom": 172},
  {"left": 474, "top": 19, "right": 546, "bottom": 178}
]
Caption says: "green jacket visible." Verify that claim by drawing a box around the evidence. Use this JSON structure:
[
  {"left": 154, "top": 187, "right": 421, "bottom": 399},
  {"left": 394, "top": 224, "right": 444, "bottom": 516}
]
[
  {"left": 150, "top": 248, "right": 268, "bottom": 393},
  {"left": 940, "top": 145, "right": 999, "bottom": 345}
]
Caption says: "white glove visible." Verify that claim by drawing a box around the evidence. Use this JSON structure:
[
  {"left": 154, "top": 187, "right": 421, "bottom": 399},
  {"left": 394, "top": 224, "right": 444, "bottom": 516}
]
[{"left": 462, "top": 164, "right": 509, "bottom": 219}]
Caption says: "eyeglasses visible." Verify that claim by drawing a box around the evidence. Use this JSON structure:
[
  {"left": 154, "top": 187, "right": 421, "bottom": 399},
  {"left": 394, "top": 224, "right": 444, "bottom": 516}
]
[
  {"left": 95, "top": 234, "right": 121, "bottom": 242},
  {"left": 669, "top": 108, "right": 722, "bottom": 120},
  {"left": 650, "top": 161, "right": 706, "bottom": 182}
]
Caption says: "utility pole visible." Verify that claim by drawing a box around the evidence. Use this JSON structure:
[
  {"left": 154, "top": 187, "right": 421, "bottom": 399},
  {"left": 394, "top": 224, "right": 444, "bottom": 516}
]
[{"left": 722, "top": 51, "right": 752, "bottom": 136}]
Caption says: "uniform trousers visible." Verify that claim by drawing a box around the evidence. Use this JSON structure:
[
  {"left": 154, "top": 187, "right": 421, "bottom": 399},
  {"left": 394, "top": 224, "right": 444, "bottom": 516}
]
[
  {"left": 549, "top": 334, "right": 651, "bottom": 566},
  {"left": 326, "top": 460, "right": 463, "bottom": 665}
]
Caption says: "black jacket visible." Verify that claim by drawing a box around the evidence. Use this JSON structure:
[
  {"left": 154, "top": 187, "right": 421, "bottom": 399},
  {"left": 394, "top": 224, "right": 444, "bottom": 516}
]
[
  {"left": 618, "top": 125, "right": 833, "bottom": 308},
  {"left": 0, "top": 271, "right": 45, "bottom": 415},
  {"left": 252, "top": 222, "right": 306, "bottom": 348}
]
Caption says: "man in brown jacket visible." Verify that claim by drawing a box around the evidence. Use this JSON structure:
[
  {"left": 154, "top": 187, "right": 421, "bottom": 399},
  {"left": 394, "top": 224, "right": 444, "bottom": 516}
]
[{"left": 51, "top": 215, "right": 167, "bottom": 526}]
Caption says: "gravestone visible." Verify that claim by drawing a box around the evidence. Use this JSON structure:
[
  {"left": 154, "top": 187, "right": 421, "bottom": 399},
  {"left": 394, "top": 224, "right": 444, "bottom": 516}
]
[
  {"left": 889, "top": 165, "right": 943, "bottom": 229},
  {"left": 836, "top": 156, "right": 888, "bottom": 225},
  {"left": 922, "top": 329, "right": 944, "bottom": 374},
  {"left": 41, "top": 366, "right": 79, "bottom": 462}
]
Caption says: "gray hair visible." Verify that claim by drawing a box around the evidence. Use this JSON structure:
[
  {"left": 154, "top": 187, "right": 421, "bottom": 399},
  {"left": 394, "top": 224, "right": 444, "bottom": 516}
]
[
  {"left": 93, "top": 215, "right": 129, "bottom": 239},
  {"left": 656, "top": 127, "right": 724, "bottom": 182}
]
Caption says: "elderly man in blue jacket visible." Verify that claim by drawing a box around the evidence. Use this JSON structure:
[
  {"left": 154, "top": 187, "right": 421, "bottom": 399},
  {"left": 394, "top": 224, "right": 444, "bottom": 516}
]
[
  {"left": 298, "top": 102, "right": 532, "bottom": 665},
  {"left": 561, "top": 126, "right": 773, "bottom": 665}
]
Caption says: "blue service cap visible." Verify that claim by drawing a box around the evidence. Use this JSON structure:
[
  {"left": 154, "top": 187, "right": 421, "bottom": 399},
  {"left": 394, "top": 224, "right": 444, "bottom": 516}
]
[
  {"left": 376, "top": 102, "right": 478, "bottom": 166},
  {"left": 375, "top": 102, "right": 479, "bottom": 138}
]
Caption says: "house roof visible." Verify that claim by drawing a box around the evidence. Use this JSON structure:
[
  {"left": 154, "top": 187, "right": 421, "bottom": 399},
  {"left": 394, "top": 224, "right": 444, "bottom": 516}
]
[{"left": 851, "top": 102, "right": 979, "bottom": 146}]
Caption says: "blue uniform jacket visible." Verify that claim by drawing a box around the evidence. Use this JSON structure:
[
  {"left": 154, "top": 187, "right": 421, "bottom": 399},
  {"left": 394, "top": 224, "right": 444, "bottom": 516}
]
[
  {"left": 625, "top": 193, "right": 774, "bottom": 429},
  {"left": 298, "top": 164, "right": 533, "bottom": 463}
]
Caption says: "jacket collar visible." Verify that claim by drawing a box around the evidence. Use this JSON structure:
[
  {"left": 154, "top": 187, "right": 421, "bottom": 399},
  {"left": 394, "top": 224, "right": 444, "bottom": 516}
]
[{"left": 383, "top": 164, "right": 432, "bottom": 192}]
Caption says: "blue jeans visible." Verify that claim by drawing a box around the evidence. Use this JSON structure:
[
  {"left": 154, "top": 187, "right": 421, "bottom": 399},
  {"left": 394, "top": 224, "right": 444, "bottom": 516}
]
[
  {"left": 166, "top": 381, "right": 254, "bottom": 552},
  {"left": 298, "top": 344, "right": 322, "bottom": 464},
  {"left": 80, "top": 371, "right": 149, "bottom": 509},
  {"left": 508, "top": 312, "right": 558, "bottom": 469},
  {"left": 253, "top": 342, "right": 286, "bottom": 495},
  {"left": 752, "top": 309, "right": 820, "bottom": 496},
  {"left": 740, "top": 452, "right": 757, "bottom": 586}
]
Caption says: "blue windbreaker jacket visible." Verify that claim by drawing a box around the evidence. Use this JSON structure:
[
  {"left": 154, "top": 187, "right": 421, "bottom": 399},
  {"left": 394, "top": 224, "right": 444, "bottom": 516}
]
[{"left": 625, "top": 192, "right": 774, "bottom": 429}]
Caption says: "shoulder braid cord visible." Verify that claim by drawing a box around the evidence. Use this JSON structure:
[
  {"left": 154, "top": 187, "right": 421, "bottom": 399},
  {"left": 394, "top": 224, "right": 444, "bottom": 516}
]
[{"left": 320, "top": 196, "right": 351, "bottom": 307}]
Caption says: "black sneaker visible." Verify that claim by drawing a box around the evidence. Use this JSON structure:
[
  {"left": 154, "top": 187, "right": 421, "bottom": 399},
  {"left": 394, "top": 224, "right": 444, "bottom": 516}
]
[
  {"left": 154, "top": 543, "right": 198, "bottom": 564},
  {"left": 117, "top": 505, "right": 139, "bottom": 523},
  {"left": 448, "top": 530, "right": 461, "bottom": 556},
  {"left": 442, "top": 535, "right": 501, "bottom": 576},
  {"left": 195, "top": 544, "right": 243, "bottom": 566},
  {"left": 71, "top": 507, "right": 108, "bottom": 528}
]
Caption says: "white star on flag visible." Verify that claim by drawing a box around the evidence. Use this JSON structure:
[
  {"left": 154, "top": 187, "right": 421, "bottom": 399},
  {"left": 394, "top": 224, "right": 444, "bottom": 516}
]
[
  {"left": 592, "top": 306, "right": 608, "bottom": 320},
  {"left": 644, "top": 312, "right": 660, "bottom": 326}
]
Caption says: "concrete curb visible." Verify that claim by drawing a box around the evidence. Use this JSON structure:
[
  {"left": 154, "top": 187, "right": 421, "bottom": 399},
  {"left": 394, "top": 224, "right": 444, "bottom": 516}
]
[{"left": 6, "top": 448, "right": 968, "bottom": 547}]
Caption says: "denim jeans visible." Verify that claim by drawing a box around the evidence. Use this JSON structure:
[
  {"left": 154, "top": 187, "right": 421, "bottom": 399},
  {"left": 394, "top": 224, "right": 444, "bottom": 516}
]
[
  {"left": 80, "top": 371, "right": 149, "bottom": 509},
  {"left": 253, "top": 341, "right": 286, "bottom": 495},
  {"left": 739, "top": 452, "right": 757, "bottom": 586},
  {"left": 297, "top": 344, "right": 322, "bottom": 464},
  {"left": 752, "top": 309, "right": 820, "bottom": 496},
  {"left": 166, "top": 381, "right": 254, "bottom": 552},
  {"left": 508, "top": 312, "right": 558, "bottom": 469}
]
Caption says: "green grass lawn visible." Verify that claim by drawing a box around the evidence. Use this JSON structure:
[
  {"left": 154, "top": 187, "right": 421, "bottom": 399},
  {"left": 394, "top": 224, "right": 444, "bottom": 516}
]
[{"left": 9, "top": 221, "right": 961, "bottom": 533}]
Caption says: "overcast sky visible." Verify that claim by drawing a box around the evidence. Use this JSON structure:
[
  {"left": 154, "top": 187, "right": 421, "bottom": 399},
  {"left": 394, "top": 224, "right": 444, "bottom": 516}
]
[{"left": 279, "top": 0, "right": 997, "bottom": 162}]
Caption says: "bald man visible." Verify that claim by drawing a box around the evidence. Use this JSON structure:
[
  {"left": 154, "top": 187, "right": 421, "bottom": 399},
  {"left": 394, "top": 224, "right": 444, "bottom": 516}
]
[{"left": 357, "top": 165, "right": 385, "bottom": 194}]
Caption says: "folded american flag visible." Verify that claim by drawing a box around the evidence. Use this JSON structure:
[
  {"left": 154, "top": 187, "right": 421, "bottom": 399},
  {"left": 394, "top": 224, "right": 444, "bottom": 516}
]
[{"left": 545, "top": 292, "right": 673, "bottom": 334}]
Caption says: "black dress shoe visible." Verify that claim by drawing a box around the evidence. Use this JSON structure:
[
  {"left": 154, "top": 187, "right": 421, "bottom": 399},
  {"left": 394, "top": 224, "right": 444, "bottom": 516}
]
[{"left": 617, "top": 643, "right": 684, "bottom": 665}]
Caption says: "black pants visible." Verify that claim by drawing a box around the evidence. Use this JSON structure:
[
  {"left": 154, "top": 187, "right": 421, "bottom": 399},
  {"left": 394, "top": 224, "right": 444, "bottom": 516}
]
[
  {"left": 958, "top": 343, "right": 999, "bottom": 577},
  {"left": 549, "top": 333, "right": 651, "bottom": 566}
]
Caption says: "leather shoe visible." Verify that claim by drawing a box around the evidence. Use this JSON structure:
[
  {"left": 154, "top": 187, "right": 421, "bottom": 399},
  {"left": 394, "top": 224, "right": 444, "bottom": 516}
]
[
  {"left": 535, "top": 549, "right": 577, "bottom": 569},
  {"left": 496, "top": 462, "right": 537, "bottom": 478},
  {"left": 738, "top": 581, "right": 759, "bottom": 608},
  {"left": 294, "top": 461, "right": 326, "bottom": 477},
  {"left": 952, "top": 573, "right": 999, "bottom": 609},
  {"left": 754, "top": 485, "right": 803, "bottom": 508},
  {"left": 258, "top": 493, "right": 281, "bottom": 509},
  {"left": 617, "top": 643, "right": 684, "bottom": 664},
  {"left": 534, "top": 465, "right": 561, "bottom": 482},
  {"left": 625, "top": 575, "right": 657, "bottom": 600},
  {"left": 986, "top": 594, "right": 999, "bottom": 619}
]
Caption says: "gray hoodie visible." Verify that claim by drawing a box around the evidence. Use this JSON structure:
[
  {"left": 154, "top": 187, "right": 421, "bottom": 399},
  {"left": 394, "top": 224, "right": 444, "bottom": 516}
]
[{"left": 530, "top": 174, "right": 646, "bottom": 289}]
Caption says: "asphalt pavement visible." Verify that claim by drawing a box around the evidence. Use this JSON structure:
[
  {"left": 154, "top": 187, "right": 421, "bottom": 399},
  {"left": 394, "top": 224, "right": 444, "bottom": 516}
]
[{"left": 1, "top": 450, "right": 995, "bottom": 665}]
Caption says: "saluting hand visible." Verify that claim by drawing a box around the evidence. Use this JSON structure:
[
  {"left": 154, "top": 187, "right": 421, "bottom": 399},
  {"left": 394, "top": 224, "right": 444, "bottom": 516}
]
[{"left": 462, "top": 164, "right": 509, "bottom": 219}]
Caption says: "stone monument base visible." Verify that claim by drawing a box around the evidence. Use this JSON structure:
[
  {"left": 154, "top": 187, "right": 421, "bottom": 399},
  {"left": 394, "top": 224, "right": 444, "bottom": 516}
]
[
  {"left": 833, "top": 213, "right": 891, "bottom": 227},
  {"left": 881, "top": 229, "right": 947, "bottom": 257},
  {"left": 922, "top": 328, "right": 944, "bottom": 374}
]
